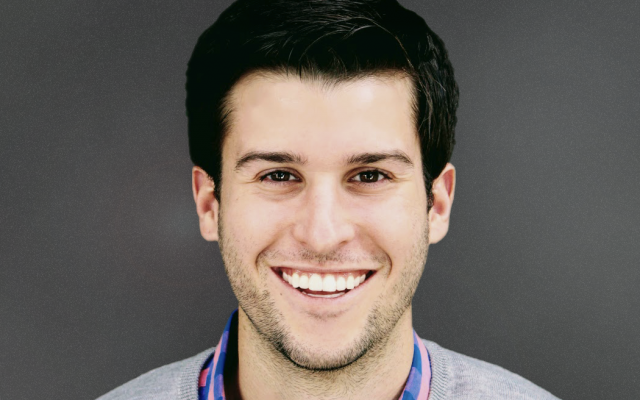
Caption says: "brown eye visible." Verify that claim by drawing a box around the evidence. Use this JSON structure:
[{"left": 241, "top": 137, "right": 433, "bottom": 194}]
[
  {"left": 260, "top": 170, "right": 299, "bottom": 183},
  {"left": 359, "top": 171, "right": 378, "bottom": 182},
  {"left": 354, "top": 170, "right": 386, "bottom": 183},
  {"left": 271, "top": 171, "right": 290, "bottom": 181}
]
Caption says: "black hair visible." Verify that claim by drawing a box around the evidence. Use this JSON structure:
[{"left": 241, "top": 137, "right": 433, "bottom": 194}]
[{"left": 186, "top": 0, "right": 458, "bottom": 208}]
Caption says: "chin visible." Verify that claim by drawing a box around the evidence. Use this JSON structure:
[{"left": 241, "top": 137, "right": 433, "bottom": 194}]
[{"left": 279, "top": 334, "right": 370, "bottom": 371}]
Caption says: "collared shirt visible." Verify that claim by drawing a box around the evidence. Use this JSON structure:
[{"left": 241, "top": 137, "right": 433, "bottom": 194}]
[{"left": 198, "top": 310, "right": 431, "bottom": 400}]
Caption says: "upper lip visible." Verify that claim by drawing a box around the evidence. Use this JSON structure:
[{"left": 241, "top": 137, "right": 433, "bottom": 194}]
[{"left": 271, "top": 265, "right": 376, "bottom": 274}]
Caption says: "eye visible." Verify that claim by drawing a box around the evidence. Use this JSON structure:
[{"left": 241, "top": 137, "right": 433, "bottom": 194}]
[
  {"left": 260, "top": 170, "right": 300, "bottom": 183},
  {"left": 351, "top": 170, "right": 391, "bottom": 184}
]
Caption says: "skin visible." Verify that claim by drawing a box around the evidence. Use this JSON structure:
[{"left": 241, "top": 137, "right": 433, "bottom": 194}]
[{"left": 193, "top": 72, "right": 456, "bottom": 400}]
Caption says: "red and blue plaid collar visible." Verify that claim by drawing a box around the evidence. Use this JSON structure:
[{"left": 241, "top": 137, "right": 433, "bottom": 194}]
[{"left": 198, "top": 310, "right": 431, "bottom": 400}]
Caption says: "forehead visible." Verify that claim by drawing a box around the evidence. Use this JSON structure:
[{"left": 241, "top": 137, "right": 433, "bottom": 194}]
[{"left": 223, "top": 72, "right": 420, "bottom": 164}]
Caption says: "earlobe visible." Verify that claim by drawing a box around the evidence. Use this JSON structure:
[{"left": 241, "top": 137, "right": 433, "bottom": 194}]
[
  {"left": 428, "top": 163, "right": 456, "bottom": 244},
  {"left": 192, "top": 166, "right": 219, "bottom": 242}
]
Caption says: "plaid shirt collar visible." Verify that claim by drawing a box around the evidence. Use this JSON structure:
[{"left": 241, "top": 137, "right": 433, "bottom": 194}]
[{"left": 198, "top": 310, "right": 431, "bottom": 400}]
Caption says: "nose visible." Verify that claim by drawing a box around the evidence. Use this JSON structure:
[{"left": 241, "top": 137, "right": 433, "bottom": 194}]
[{"left": 292, "top": 179, "right": 356, "bottom": 255}]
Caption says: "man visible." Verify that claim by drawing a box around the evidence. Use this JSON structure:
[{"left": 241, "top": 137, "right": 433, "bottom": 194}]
[{"left": 99, "top": 0, "right": 559, "bottom": 398}]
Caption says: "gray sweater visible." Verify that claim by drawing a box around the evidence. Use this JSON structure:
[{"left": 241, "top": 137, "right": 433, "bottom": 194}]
[{"left": 98, "top": 339, "right": 559, "bottom": 399}]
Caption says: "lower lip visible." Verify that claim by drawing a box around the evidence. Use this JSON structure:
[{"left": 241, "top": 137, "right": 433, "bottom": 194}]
[{"left": 269, "top": 268, "right": 375, "bottom": 306}]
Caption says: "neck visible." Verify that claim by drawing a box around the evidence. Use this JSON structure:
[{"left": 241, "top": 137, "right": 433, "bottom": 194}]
[{"left": 232, "top": 307, "right": 415, "bottom": 400}]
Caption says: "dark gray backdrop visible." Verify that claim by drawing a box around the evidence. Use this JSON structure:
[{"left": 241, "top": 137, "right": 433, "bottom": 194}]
[{"left": 1, "top": 0, "right": 638, "bottom": 399}]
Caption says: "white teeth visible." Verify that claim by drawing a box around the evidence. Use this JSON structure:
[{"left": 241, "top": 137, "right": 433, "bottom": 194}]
[
  {"left": 322, "top": 275, "right": 336, "bottom": 292},
  {"left": 292, "top": 273, "right": 300, "bottom": 288},
  {"left": 281, "top": 270, "right": 370, "bottom": 293},
  {"left": 309, "top": 274, "right": 323, "bottom": 291},
  {"left": 306, "top": 292, "right": 345, "bottom": 298},
  {"left": 346, "top": 275, "right": 355, "bottom": 290}
]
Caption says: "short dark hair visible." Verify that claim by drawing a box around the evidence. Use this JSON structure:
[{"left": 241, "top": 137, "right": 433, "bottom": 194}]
[{"left": 186, "top": 0, "right": 458, "bottom": 207}]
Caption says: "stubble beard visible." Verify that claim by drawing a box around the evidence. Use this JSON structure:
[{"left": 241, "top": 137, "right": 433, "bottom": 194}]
[{"left": 217, "top": 209, "right": 429, "bottom": 373}]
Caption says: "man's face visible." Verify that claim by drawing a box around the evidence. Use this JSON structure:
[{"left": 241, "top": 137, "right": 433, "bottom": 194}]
[{"left": 216, "top": 73, "right": 430, "bottom": 370}]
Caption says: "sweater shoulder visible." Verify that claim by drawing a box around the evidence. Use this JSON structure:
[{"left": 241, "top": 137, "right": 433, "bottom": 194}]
[
  {"left": 422, "top": 339, "right": 560, "bottom": 400},
  {"left": 96, "top": 347, "right": 215, "bottom": 400}
]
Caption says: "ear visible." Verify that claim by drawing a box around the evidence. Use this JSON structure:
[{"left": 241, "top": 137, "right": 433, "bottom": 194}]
[
  {"left": 428, "top": 163, "right": 456, "bottom": 244},
  {"left": 192, "top": 166, "right": 219, "bottom": 242}
]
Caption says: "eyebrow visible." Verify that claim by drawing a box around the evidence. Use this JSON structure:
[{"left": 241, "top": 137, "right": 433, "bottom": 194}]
[
  {"left": 235, "top": 151, "right": 308, "bottom": 171},
  {"left": 234, "top": 149, "right": 414, "bottom": 171},
  {"left": 345, "top": 151, "right": 414, "bottom": 167}
]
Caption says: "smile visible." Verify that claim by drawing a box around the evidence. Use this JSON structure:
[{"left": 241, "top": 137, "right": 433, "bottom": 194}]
[{"left": 275, "top": 267, "right": 374, "bottom": 298}]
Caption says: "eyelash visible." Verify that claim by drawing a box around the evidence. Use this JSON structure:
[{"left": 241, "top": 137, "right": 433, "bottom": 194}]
[{"left": 259, "top": 169, "right": 392, "bottom": 186}]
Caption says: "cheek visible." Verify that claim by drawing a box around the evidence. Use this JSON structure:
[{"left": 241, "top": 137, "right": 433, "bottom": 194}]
[
  {"left": 222, "top": 195, "right": 288, "bottom": 257},
  {"left": 353, "top": 194, "right": 427, "bottom": 260}
]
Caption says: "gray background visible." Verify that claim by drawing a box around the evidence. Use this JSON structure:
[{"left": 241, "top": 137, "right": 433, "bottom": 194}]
[{"left": 1, "top": 0, "right": 638, "bottom": 398}]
